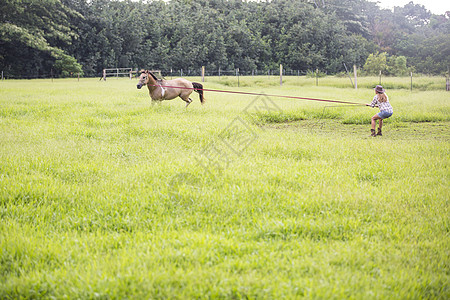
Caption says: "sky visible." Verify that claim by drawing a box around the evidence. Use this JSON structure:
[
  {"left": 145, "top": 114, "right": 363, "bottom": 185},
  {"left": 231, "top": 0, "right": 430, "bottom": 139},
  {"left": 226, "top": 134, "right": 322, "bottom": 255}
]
[{"left": 373, "top": 0, "right": 450, "bottom": 15}]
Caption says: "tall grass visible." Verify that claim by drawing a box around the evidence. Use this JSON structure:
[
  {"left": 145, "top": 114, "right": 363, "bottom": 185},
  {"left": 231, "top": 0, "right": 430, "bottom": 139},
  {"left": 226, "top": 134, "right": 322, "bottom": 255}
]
[{"left": 0, "top": 77, "right": 449, "bottom": 298}]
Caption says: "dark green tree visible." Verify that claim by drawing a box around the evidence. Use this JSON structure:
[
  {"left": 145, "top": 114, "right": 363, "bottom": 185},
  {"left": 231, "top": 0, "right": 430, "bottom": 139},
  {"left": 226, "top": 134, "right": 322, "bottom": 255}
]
[
  {"left": 0, "top": 0, "right": 82, "bottom": 77},
  {"left": 1, "top": 0, "right": 448, "bottom": 77}
]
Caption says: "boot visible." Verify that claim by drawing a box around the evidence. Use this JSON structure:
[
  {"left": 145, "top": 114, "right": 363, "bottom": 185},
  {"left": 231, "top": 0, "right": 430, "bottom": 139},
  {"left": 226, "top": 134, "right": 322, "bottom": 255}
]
[
  {"left": 370, "top": 129, "right": 376, "bottom": 137},
  {"left": 377, "top": 128, "right": 382, "bottom": 136}
]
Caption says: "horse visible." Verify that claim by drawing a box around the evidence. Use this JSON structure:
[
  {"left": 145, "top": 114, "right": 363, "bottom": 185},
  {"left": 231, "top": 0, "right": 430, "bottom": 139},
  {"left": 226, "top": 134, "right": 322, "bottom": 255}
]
[{"left": 136, "top": 70, "right": 204, "bottom": 107}]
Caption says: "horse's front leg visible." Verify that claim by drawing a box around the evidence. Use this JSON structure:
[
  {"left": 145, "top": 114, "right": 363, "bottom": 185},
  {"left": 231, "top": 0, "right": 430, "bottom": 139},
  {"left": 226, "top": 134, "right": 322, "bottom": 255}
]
[{"left": 150, "top": 97, "right": 163, "bottom": 106}]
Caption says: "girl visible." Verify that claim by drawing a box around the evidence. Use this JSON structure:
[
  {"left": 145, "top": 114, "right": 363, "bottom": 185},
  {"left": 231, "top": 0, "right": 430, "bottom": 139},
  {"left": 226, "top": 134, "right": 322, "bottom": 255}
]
[{"left": 366, "top": 85, "right": 393, "bottom": 137}]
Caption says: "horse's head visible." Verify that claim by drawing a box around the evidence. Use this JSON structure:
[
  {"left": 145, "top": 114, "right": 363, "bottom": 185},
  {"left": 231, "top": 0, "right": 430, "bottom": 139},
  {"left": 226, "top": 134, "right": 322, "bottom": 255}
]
[{"left": 137, "top": 70, "right": 150, "bottom": 89}]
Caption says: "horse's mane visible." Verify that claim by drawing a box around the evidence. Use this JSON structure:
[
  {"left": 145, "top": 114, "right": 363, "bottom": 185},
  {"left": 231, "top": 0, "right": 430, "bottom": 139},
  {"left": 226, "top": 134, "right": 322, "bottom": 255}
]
[{"left": 148, "top": 71, "right": 159, "bottom": 81}]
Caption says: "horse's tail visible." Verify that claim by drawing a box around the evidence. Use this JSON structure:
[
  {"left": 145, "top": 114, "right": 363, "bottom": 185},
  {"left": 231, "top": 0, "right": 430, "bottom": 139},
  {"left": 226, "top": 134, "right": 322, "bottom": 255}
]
[{"left": 192, "top": 82, "right": 205, "bottom": 104}]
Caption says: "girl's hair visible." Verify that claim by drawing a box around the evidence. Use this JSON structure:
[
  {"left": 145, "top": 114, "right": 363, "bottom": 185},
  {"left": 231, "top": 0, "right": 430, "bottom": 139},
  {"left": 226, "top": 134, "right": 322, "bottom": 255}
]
[{"left": 377, "top": 92, "right": 387, "bottom": 102}]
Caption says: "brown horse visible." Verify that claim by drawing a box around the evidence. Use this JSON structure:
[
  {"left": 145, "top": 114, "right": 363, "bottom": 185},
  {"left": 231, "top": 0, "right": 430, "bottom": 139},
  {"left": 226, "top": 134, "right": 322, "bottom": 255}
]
[{"left": 137, "top": 70, "right": 204, "bottom": 107}]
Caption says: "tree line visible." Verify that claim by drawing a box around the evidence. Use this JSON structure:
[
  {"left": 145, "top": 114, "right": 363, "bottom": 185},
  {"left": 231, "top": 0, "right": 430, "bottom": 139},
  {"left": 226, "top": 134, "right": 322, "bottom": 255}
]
[{"left": 0, "top": 0, "right": 449, "bottom": 78}]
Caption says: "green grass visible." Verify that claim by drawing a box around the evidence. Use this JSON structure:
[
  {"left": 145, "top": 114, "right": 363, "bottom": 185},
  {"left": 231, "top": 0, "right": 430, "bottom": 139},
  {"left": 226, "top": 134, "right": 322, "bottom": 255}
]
[{"left": 0, "top": 76, "right": 449, "bottom": 299}]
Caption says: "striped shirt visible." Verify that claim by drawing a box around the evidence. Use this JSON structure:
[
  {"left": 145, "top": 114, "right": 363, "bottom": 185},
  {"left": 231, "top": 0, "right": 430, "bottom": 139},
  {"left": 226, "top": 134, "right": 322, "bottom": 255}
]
[{"left": 370, "top": 94, "right": 393, "bottom": 113}]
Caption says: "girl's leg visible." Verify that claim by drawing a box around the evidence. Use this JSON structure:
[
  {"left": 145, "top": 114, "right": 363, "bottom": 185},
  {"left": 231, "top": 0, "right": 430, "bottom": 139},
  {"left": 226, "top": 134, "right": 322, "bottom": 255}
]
[
  {"left": 377, "top": 119, "right": 383, "bottom": 135},
  {"left": 371, "top": 114, "right": 381, "bottom": 130}
]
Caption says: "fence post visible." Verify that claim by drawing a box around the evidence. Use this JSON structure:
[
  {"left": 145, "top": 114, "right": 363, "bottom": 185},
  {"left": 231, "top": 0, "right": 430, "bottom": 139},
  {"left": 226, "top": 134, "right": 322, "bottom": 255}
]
[
  {"left": 411, "top": 72, "right": 413, "bottom": 91},
  {"left": 181, "top": 69, "right": 183, "bottom": 77},
  {"left": 201, "top": 66, "right": 205, "bottom": 82},
  {"left": 1, "top": 71, "right": 3, "bottom": 80},
  {"left": 379, "top": 70, "right": 382, "bottom": 85},
  {"left": 447, "top": 67, "right": 450, "bottom": 91},
  {"left": 237, "top": 68, "right": 240, "bottom": 87},
  {"left": 315, "top": 69, "right": 318, "bottom": 86},
  {"left": 280, "top": 64, "right": 283, "bottom": 86},
  {"left": 103, "top": 69, "right": 106, "bottom": 81},
  {"left": 353, "top": 65, "right": 358, "bottom": 90}
]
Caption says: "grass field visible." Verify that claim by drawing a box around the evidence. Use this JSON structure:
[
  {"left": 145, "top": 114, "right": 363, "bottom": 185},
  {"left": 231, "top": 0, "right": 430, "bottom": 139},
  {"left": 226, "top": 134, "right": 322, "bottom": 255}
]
[{"left": 0, "top": 76, "right": 449, "bottom": 299}]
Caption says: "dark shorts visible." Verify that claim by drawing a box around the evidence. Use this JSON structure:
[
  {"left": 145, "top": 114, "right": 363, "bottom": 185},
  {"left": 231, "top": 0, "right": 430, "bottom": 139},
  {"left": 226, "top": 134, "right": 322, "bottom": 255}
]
[{"left": 377, "top": 111, "right": 393, "bottom": 119}]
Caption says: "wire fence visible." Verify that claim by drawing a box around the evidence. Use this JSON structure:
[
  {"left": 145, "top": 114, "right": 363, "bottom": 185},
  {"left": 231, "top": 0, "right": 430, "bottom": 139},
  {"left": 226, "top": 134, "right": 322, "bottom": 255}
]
[
  {"left": 2, "top": 68, "right": 449, "bottom": 92},
  {"left": 0, "top": 69, "right": 306, "bottom": 80},
  {"left": 157, "top": 68, "right": 309, "bottom": 77},
  {"left": 0, "top": 71, "right": 83, "bottom": 80},
  {"left": 0, "top": 68, "right": 314, "bottom": 82}
]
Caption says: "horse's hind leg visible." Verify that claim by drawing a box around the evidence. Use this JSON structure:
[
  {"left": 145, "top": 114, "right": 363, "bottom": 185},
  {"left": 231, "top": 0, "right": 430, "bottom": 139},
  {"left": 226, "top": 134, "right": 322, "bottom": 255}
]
[
  {"left": 180, "top": 90, "right": 194, "bottom": 107},
  {"left": 181, "top": 97, "right": 193, "bottom": 108}
]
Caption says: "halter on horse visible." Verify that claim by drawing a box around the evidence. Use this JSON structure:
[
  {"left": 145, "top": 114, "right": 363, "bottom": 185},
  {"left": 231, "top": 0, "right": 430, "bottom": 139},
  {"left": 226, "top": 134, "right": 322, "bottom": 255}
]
[{"left": 137, "top": 70, "right": 204, "bottom": 107}]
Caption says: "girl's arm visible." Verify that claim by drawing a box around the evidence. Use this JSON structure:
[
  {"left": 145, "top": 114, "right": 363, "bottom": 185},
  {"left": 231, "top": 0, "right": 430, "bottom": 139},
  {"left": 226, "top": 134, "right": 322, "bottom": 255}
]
[{"left": 367, "top": 96, "right": 378, "bottom": 107}]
